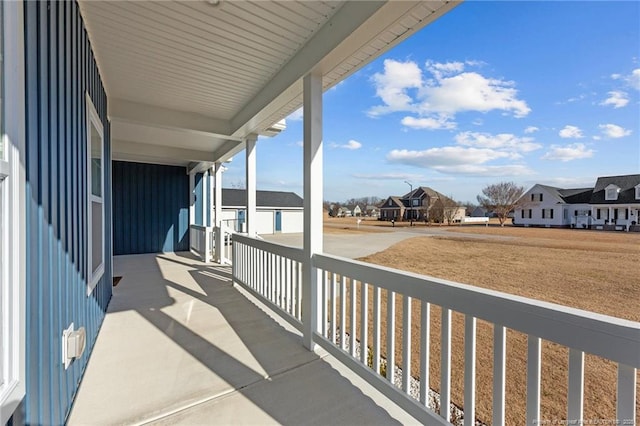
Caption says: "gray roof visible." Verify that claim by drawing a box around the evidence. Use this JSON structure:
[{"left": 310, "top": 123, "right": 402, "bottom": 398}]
[
  {"left": 222, "top": 189, "right": 303, "bottom": 208},
  {"left": 590, "top": 174, "right": 640, "bottom": 204},
  {"left": 557, "top": 187, "right": 593, "bottom": 204}
]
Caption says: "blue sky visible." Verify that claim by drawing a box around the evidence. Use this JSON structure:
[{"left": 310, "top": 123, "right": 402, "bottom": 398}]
[{"left": 224, "top": 1, "right": 640, "bottom": 204}]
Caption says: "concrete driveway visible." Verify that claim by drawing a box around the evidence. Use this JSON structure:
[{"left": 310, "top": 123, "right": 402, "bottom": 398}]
[{"left": 263, "top": 224, "right": 514, "bottom": 259}]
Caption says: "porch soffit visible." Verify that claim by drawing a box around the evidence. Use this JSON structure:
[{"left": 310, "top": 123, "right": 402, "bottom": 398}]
[{"left": 78, "top": 0, "right": 460, "bottom": 165}]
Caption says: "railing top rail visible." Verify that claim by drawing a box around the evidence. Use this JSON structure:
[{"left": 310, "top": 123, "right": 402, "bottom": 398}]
[
  {"left": 189, "top": 224, "right": 211, "bottom": 231},
  {"left": 233, "top": 233, "right": 305, "bottom": 263},
  {"left": 314, "top": 252, "right": 640, "bottom": 368}
]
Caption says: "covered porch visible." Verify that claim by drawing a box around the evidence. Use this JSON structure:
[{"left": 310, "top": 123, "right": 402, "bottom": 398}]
[
  {"left": 68, "top": 252, "right": 418, "bottom": 425},
  {"left": 74, "top": 1, "right": 638, "bottom": 425}
]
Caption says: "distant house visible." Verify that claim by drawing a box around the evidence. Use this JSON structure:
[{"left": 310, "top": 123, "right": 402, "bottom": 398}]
[
  {"left": 513, "top": 174, "right": 640, "bottom": 231},
  {"left": 365, "top": 205, "right": 379, "bottom": 218},
  {"left": 352, "top": 205, "right": 362, "bottom": 217},
  {"left": 378, "top": 186, "right": 460, "bottom": 222},
  {"left": 470, "top": 206, "right": 488, "bottom": 217},
  {"left": 220, "top": 189, "right": 303, "bottom": 234}
]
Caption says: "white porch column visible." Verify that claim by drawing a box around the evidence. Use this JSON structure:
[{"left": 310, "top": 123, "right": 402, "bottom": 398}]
[
  {"left": 245, "top": 135, "right": 258, "bottom": 237},
  {"left": 214, "top": 161, "right": 223, "bottom": 263},
  {"left": 608, "top": 206, "right": 613, "bottom": 224},
  {"left": 189, "top": 172, "right": 195, "bottom": 225},
  {"left": 302, "top": 71, "right": 323, "bottom": 350},
  {"left": 202, "top": 169, "right": 209, "bottom": 226},
  {"left": 208, "top": 166, "right": 215, "bottom": 226}
]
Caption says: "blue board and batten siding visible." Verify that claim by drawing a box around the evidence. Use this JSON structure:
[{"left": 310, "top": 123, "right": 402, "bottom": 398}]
[
  {"left": 113, "top": 161, "right": 189, "bottom": 255},
  {"left": 21, "top": 1, "right": 112, "bottom": 425}
]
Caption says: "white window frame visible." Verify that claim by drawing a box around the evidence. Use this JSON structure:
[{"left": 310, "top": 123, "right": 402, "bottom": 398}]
[
  {"left": 635, "top": 184, "right": 640, "bottom": 200},
  {"left": 0, "top": 1, "right": 26, "bottom": 423},
  {"left": 605, "top": 184, "right": 619, "bottom": 201},
  {"left": 86, "top": 93, "right": 104, "bottom": 296}
]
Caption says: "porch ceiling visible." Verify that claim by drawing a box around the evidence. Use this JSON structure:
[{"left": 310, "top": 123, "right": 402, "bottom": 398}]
[{"left": 78, "top": 0, "right": 460, "bottom": 166}]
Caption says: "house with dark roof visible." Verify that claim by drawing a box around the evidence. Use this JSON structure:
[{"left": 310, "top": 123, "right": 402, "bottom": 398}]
[
  {"left": 513, "top": 174, "right": 640, "bottom": 231},
  {"left": 220, "top": 189, "right": 303, "bottom": 234},
  {"left": 378, "top": 187, "right": 464, "bottom": 222}
]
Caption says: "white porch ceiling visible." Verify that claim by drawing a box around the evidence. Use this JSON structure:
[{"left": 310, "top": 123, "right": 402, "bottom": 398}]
[{"left": 78, "top": 0, "right": 460, "bottom": 166}]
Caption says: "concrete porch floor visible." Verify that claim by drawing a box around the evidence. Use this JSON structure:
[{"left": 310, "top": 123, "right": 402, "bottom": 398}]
[{"left": 67, "top": 252, "right": 419, "bottom": 425}]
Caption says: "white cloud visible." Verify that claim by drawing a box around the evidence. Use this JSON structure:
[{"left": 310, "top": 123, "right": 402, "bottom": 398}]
[
  {"left": 612, "top": 68, "right": 640, "bottom": 91},
  {"left": 386, "top": 146, "right": 532, "bottom": 176},
  {"left": 331, "top": 139, "right": 362, "bottom": 150},
  {"left": 295, "top": 141, "right": 303, "bottom": 147},
  {"left": 368, "top": 59, "right": 422, "bottom": 116},
  {"left": 598, "top": 123, "right": 632, "bottom": 139},
  {"left": 368, "top": 59, "right": 530, "bottom": 124},
  {"left": 420, "top": 71, "right": 530, "bottom": 118},
  {"left": 352, "top": 172, "right": 425, "bottom": 180},
  {"left": 401, "top": 115, "right": 456, "bottom": 130},
  {"left": 631, "top": 69, "right": 640, "bottom": 90},
  {"left": 559, "top": 125, "right": 584, "bottom": 139},
  {"left": 455, "top": 131, "right": 542, "bottom": 153},
  {"left": 388, "top": 146, "right": 512, "bottom": 167},
  {"left": 600, "top": 91, "right": 629, "bottom": 108},
  {"left": 542, "top": 143, "right": 594, "bottom": 162},
  {"left": 287, "top": 108, "right": 303, "bottom": 121}
]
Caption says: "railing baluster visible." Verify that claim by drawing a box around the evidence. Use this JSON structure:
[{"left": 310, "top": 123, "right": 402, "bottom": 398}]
[
  {"left": 387, "top": 290, "right": 396, "bottom": 383},
  {"left": 464, "top": 315, "right": 476, "bottom": 426},
  {"left": 440, "top": 308, "right": 451, "bottom": 421},
  {"left": 340, "top": 275, "right": 346, "bottom": 351},
  {"left": 350, "top": 279, "right": 357, "bottom": 358},
  {"left": 616, "top": 363, "right": 636, "bottom": 426},
  {"left": 526, "top": 335, "right": 541, "bottom": 426},
  {"left": 402, "top": 295, "right": 412, "bottom": 394},
  {"left": 322, "top": 271, "right": 328, "bottom": 338},
  {"left": 493, "top": 325, "right": 506, "bottom": 426},
  {"left": 373, "top": 286, "right": 381, "bottom": 375},
  {"left": 331, "top": 273, "right": 337, "bottom": 344},
  {"left": 420, "top": 301, "right": 430, "bottom": 406},
  {"left": 360, "top": 282, "right": 368, "bottom": 365},
  {"left": 567, "top": 348, "right": 584, "bottom": 424},
  {"left": 297, "top": 262, "right": 302, "bottom": 320}
]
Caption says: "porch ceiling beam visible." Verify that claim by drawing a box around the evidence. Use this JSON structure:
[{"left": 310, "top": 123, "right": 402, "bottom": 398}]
[
  {"left": 109, "top": 98, "right": 235, "bottom": 137},
  {"left": 211, "top": 140, "right": 246, "bottom": 164},
  {"left": 229, "top": 1, "right": 385, "bottom": 136},
  {"left": 112, "top": 139, "right": 220, "bottom": 166}
]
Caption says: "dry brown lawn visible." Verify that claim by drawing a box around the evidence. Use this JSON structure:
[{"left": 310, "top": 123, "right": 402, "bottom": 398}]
[{"left": 334, "top": 227, "right": 639, "bottom": 425}]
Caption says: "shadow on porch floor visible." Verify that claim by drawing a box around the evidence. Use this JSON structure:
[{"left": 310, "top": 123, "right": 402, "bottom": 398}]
[{"left": 68, "top": 252, "right": 419, "bottom": 425}]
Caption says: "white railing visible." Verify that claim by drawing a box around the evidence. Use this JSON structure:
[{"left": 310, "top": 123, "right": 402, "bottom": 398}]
[
  {"left": 215, "top": 224, "right": 235, "bottom": 265},
  {"left": 232, "top": 234, "right": 304, "bottom": 330},
  {"left": 189, "top": 224, "right": 212, "bottom": 263},
  {"left": 231, "top": 236, "right": 639, "bottom": 425}
]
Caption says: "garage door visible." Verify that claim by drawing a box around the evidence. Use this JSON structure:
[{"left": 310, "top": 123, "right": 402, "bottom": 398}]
[{"left": 257, "top": 210, "right": 274, "bottom": 234}]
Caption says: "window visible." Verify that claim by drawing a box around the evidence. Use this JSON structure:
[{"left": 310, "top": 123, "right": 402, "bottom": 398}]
[
  {"left": 521, "top": 209, "right": 525, "bottom": 219},
  {"left": 86, "top": 94, "right": 104, "bottom": 295},
  {"left": 550, "top": 209, "right": 554, "bottom": 219},
  {"left": 542, "top": 209, "right": 545, "bottom": 219},
  {"left": 635, "top": 185, "right": 640, "bottom": 200},
  {"left": 530, "top": 193, "right": 534, "bottom": 202},
  {"left": 1, "top": 2, "right": 26, "bottom": 422},
  {"left": 597, "top": 209, "right": 601, "bottom": 220},
  {"left": 528, "top": 209, "right": 532, "bottom": 219},
  {"left": 605, "top": 184, "right": 620, "bottom": 201},
  {"left": 412, "top": 198, "right": 419, "bottom": 206},
  {"left": 539, "top": 193, "right": 543, "bottom": 202},
  {"left": 388, "top": 199, "right": 392, "bottom": 206}
]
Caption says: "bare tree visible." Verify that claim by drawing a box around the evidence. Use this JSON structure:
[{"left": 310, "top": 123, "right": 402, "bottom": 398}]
[
  {"left": 430, "top": 196, "right": 461, "bottom": 225},
  {"left": 476, "top": 182, "right": 525, "bottom": 226}
]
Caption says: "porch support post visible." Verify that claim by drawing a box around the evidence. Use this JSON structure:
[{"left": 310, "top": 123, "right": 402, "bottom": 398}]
[
  {"left": 202, "top": 169, "right": 209, "bottom": 226},
  {"left": 208, "top": 166, "right": 215, "bottom": 227},
  {"left": 245, "top": 135, "right": 258, "bottom": 237},
  {"left": 302, "top": 71, "right": 323, "bottom": 351},
  {"left": 189, "top": 172, "right": 195, "bottom": 225},
  {"left": 214, "top": 161, "right": 223, "bottom": 263}
]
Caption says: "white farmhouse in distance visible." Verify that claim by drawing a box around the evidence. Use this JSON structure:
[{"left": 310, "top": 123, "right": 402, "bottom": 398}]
[{"left": 514, "top": 174, "right": 640, "bottom": 231}]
